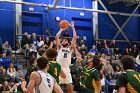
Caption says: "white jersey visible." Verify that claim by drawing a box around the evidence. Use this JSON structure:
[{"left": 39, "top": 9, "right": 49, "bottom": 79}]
[
  {"left": 35, "top": 71, "right": 54, "bottom": 93},
  {"left": 56, "top": 46, "right": 71, "bottom": 67}
]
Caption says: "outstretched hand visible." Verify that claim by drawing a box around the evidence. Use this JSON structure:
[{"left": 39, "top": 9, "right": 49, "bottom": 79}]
[{"left": 70, "top": 21, "right": 75, "bottom": 28}]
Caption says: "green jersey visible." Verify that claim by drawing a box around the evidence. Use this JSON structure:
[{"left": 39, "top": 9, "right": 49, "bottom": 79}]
[
  {"left": 83, "top": 65, "right": 101, "bottom": 93},
  {"left": 117, "top": 70, "right": 140, "bottom": 93},
  {"left": 48, "top": 61, "right": 61, "bottom": 83}
]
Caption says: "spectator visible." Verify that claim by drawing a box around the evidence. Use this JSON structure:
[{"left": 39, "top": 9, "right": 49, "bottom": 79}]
[
  {"left": 104, "top": 74, "right": 113, "bottom": 93},
  {"left": 38, "top": 37, "right": 44, "bottom": 47},
  {"left": 109, "top": 40, "right": 117, "bottom": 54},
  {"left": 31, "top": 33, "right": 38, "bottom": 48},
  {"left": 100, "top": 53, "right": 108, "bottom": 66},
  {"left": 45, "top": 29, "right": 51, "bottom": 36},
  {"left": 11, "top": 54, "right": 19, "bottom": 71},
  {"left": 0, "top": 53, "right": 12, "bottom": 68},
  {"left": 128, "top": 48, "right": 133, "bottom": 56},
  {"left": 79, "top": 38, "right": 86, "bottom": 46},
  {"left": 0, "top": 68, "right": 11, "bottom": 84},
  {"left": 2, "top": 41, "right": 12, "bottom": 56},
  {"left": 29, "top": 44, "right": 37, "bottom": 58},
  {"left": 44, "top": 37, "right": 51, "bottom": 48},
  {"left": 112, "top": 64, "right": 121, "bottom": 79},
  {"left": 0, "top": 80, "right": 10, "bottom": 93},
  {"left": 115, "top": 48, "right": 121, "bottom": 55},
  {"left": 9, "top": 78, "right": 19, "bottom": 93},
  {"left": 21, "top": 33, "right": 31, "bottom": 50},
  {"left": 132, "top": 44, "right": 138, "bottom": 58},
  {"left": 103, "top": 61, "right": 114, "bottom": 76},
  {"left": 37, "top": 44, "right": 47, "bottom": 58},
  {"left": 7, "top": 63, "right": 17, "bottom": 77},
  {"left": 96, "top": 41, "right": 102, "bottom": 52},
  {"left": 79, "top": 44, "right": 87, "bottom": 58},
  {"left": 89, "top": 45, "right": 98, "bottom": 55},
  {"left": 26, "top": 58, "right": 38, "bottom": 76},
  {"left": 16, "top": 65, "right": 24, "bottom": 78},
  {"left": 63, "top": 30, "right": 69, "bottom": 37},
  {"left": 25, "top": 58, "right": 38, "bottom": 84},
  {"left": 122, "top": 48, "right": 129, "bottom": 56},
  {"left": 102, "top": 40, "right": 109, "bottom": 54}
]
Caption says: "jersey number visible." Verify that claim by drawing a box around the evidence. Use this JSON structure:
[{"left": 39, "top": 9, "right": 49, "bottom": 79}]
[
  {"left": 64, "top": 53, "right": 67, "bottom": 58},
  {"left": 133, "top": 74, "right": 140, "bottom": 83},
  {"left": 47, "top": 78, "right": 51, "bottom": 88},
  {"left": 54, "top": 68, "right": 58, "bottom": 76}
]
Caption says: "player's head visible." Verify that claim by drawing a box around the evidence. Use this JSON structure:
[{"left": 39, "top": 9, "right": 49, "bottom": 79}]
[
  {"left": 29, "top": 58, "right": 37, "bottom": 66},
  {"left": 62, "top": 38, "right": 69, "bottom": 47},
  {"left": 87, "top": 55, "right": 100, "bottom": 68},
  {"left": 120, "top": 55, "right": 134, "bottom": 70},
  {"left": 37, "top": 57, "right": 49, "bottom": 70},
  {"left": 45, "top": 48, "right": 58, "bottom": 61}
]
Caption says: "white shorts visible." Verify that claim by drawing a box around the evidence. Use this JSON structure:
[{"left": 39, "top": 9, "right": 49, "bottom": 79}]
[{"left": 59, "top": 67, "right": 72, "bottom": 84}]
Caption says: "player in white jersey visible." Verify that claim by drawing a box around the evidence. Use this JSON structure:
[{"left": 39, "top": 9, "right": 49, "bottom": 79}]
[
  {"left": 21, "top": 57, "right": 63, "bottom": 93},
  {"left": 56, "top": 21, "right": 77, "bottom": 93}
]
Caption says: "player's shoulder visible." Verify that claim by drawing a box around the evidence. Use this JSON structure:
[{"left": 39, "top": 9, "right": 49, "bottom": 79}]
[
  {"left": 49, "top": 61, "right": 60, "bottom": 65},
  {"left": 118, "top": 72, "right": 127, "bottom": 80},
  {"left": 49, "top": 61, "right": 57, "bottom": 64},
  {"left": 30, "top": 71, "right": 41, "bottom": 83},
  {"left": 31, "top": 71, "right": 40, "bottom": 77}
]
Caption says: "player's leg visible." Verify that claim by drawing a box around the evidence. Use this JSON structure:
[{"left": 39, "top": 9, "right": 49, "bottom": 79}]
[
  {"left": 59, "top": 67, "right": 73, "bottom": 93},
  {"left": 66, "top": 83, "right": 73, "bottom": 93}
]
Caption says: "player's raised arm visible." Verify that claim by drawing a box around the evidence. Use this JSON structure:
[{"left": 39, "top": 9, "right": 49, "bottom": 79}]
[
  {"left": 71, "top": 21, "right": 77, "bottom": 46},
  {"left": 55, "top": 28, "right": 64, "bottom": 51}
]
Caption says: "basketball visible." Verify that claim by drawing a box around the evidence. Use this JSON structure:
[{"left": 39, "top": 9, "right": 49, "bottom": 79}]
[{"left": 59, "top": 20, "right": 69, "bottom": 30}]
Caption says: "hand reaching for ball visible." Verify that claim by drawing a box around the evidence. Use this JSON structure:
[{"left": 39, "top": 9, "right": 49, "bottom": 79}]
[{"left": 70, "top": 21, "right": 75, "bottom": 28}]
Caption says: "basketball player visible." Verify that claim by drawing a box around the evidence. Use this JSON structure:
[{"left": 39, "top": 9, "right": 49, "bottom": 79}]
[
  {"left": 117, "top": 55, "right": 140, "bottom": 93},
  {"left": 75, "top": 48, "right": 102, "bottom": 93},
  {"left": 21, "top": 57, "right": 63, "bottom": 93},
  {"left": 55, "top": 21, "right": 77, "bottom": 93},
  {"left": 45, "top": 48, "right": 66, "bottom": 83}
]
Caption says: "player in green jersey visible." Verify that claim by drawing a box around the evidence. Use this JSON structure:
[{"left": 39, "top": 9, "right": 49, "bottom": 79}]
[
  {"left": 45, "top": 48, "right": 66, "bottom": 83},
  {"left": 117, "top": 55, "right": 140, "bottom": 93},
  {"left": 75, "top": 48, "right": 102, "bottom": 93}
]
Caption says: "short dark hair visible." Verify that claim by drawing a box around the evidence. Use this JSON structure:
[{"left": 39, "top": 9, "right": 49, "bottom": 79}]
[
  {"left": 45, "top": 48, "right": 58, "bottom": 61},
  {"left": 121, "top": 55, "right": 134, "bottom": 70},
  {"left": 37, "top": 57, "right": 48, "bottom": 69},
  {"left": 92, "top": 55, "right": 101, "bottom": 69}
]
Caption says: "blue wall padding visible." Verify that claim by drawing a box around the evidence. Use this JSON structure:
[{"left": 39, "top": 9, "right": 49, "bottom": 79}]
[
  {"left": 0, "top": 0, "right": 139, "bottom": 50},
  {"left": 98, "top": 1, "right": 140, "bottom": 50},
  {"left": 0, "top": 2, "right": 15, "bottom": 47}
]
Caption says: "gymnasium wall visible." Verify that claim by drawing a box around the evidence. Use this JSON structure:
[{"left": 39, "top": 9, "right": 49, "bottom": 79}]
[
  {"left": 0, "top": 0, "right": 93, "bottom": 48},
  {"left": 0, "top": 0, "right": 140, "bottom": 50},
  {"left": 98, "top": 1, "right": 140, "bottom": 50},
  {"left": 0, "top": 2, "right": 15, "bottom": 47},
  {"left": 20, "top": 0, "right": 93, "bottom": 48}
]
